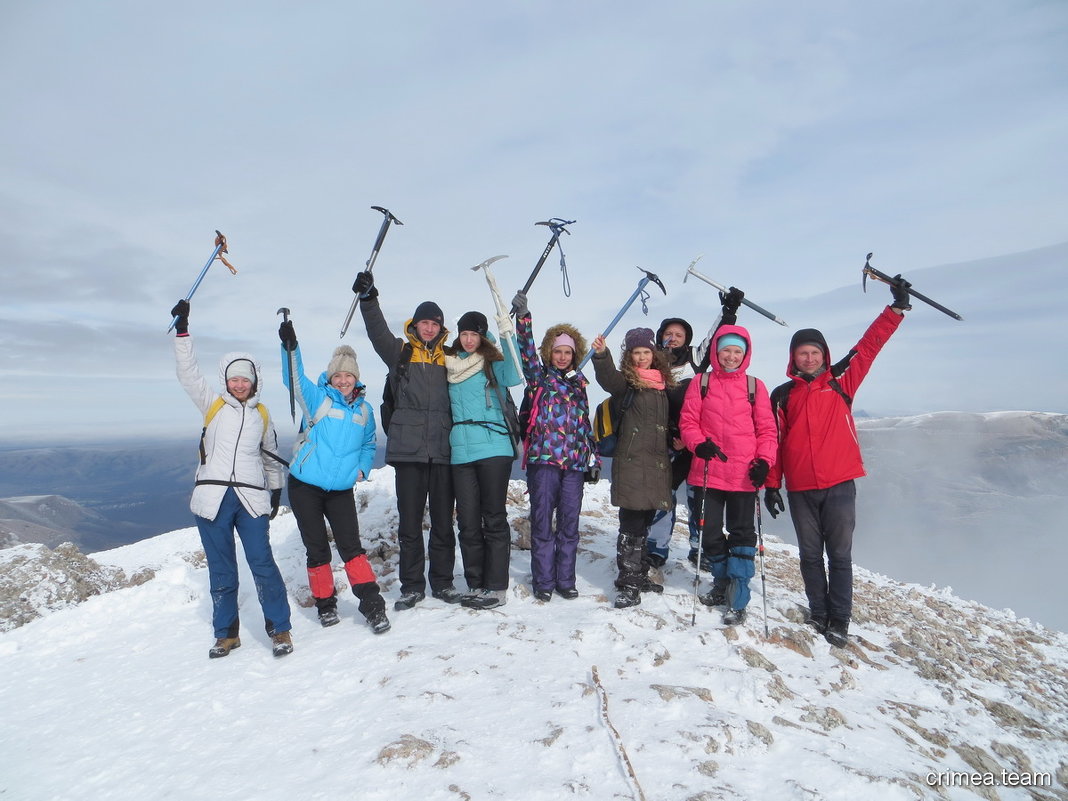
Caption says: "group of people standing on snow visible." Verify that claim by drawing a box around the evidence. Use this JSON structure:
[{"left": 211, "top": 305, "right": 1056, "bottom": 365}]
[{"left": 170, "top": 265, "right": 912, "bottom": 660}]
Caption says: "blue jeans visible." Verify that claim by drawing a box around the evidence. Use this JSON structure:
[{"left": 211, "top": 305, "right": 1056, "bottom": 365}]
[
  {"left": 195, "top": 488, "right": 292, "bottom": 638},
  {"left": 787, "top": 480, "right": 856, "bottom": 620}
]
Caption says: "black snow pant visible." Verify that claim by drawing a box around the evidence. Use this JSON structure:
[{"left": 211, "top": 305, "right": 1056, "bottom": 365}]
[
  {"left": 453, "top": 455, "right": 513, "bottom": 592},
  {"left": 287, "top": 474, "right": 385, "bottom": 619},
  {"left": 787, "top": 480, "right": 856, "bottom": 621},
  {"left": 393, "top": 461, "right": 456, "bottom": 596}
]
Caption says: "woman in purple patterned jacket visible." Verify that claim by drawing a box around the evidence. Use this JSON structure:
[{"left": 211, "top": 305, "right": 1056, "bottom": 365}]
[{"left": 512, "top": 291, "right": 599, "bottom": 602}]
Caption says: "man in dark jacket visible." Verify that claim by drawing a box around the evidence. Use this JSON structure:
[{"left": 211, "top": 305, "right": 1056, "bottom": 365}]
[
  {"left": 764, "top": 280, "right": 910, "bottom": 647},
  {"left": 353, "top": 270, "right": 459, "bottom": 610}
]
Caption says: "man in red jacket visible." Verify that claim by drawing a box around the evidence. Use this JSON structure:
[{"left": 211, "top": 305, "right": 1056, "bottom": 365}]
[{"left": 764, "top": 280, "right": 911, "bottom": 647}]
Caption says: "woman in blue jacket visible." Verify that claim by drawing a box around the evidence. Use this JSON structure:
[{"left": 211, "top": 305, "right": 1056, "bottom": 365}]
[
  {"left": 280, "top": 321, "right": 389, "bottom": 634},
  {"left": 445, "top": 310, "right": 522, "bottom": 610}
]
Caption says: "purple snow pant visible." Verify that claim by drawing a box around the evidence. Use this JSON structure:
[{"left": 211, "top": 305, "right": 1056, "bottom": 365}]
[
  {"left": 527, "top": 463, "right": 585, "bottom": 593},
  {"left": 787, "top": 480, "right": 857, "bottom": 621}
]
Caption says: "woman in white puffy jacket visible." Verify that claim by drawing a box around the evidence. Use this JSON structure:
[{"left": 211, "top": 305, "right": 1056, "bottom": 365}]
[{"left": 171, "top": 299, "right": 293, "bottom": 660}]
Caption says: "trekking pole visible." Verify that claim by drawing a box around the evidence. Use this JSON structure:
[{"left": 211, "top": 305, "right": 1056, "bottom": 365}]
[
  {"left": 755, "top": 491, "right": 769, "bottom": 638},
  {"left": 471, "top": 254, "right": 524, "bottom": 378},
  {"left": 683, "top": 255, "right": 788, "bottom": 327},
  {"left": 691, "top": 458, "right": 710, "bottom": 627},
  {"left": 277, "top": 307, "right": 296, "bottom": 423},
  {"left": 574, "top": 267, "right": 667, "bottom": 373},
  {"left": 862, "top": 252, "right": 964, "bottom": 321},
  {"left": 340, "top": 206, "right": 404, "bottom": 338},
  {"left": 167, "top": 231, "right": 236, "bottom": 332},
  {"left": 511, "top": 218, "right": 575, "bottom": 314}
]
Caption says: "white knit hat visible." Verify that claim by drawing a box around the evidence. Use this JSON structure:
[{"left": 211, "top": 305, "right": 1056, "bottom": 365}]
[
  {"left": 225, "top": 359, "right": 256, "bottom": 383},
  {"left": 326, "top": 345, "right": 360, "bottom": 382}
]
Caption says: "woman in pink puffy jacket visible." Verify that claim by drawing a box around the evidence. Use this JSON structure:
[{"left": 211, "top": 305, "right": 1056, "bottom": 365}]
[{"left": 679, "top": 324, "right": 776, "bottom": 626}]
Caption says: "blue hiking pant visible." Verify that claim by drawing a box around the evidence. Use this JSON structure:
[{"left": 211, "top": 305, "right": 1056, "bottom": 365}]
[
  {"left": 787, "top": 480, "right": 856, "bottom": 620},
  {"left": 195, "top": 488, "right": 292, "bottom": 639}
]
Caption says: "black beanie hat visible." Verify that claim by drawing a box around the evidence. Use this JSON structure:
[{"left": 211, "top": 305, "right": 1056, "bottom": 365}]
[
  {"left": 656, "top": 317, "right": 693, "bottom": 348},
  {"left": 456, "top": 310, "right": 489, "bottom": 337},
  {"left": 789, "top": 327, "right": 829, "bottom": 356},
  {"left": 412, "top": 301, "right": 445, "bottom": 326}
]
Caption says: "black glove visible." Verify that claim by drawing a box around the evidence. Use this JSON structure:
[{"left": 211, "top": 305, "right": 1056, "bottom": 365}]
[
  {"left": 694, "top": 440, "right": 728, "bottom": 462},
  {"left": 269, "top": 489, "right": 282, "bottom": 520},
  {"left": 890, "top": 274, "right": 912, "bottom": 310},
  {"left": 764, "top": 488, "right": 785, "bottom": 518},
  {"left": 511, "top": 291, "right": 529, "bottom": 316},
  {"left": 719, "top": 286, "right": 744, "bottom": 313},
  {"left": 748, "top": 458, "right": 769, "bottom": 488},
  {"left": 170, "top": 299, "right": 190, "bottom": 336},
  {"left": 352, "top": 271, "right": 377, "bottom": 300},
  {"left": 278, "top": 320, "right": 298, "bottom": 352}
]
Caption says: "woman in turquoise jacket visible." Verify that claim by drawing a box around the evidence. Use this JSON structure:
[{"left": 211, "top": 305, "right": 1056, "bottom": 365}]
[
  {"left": 445, "top": 310, "right": 522, "bottom": 610},
  {"left": 279, "top": 321, "right": 389, "bottom": 635}
]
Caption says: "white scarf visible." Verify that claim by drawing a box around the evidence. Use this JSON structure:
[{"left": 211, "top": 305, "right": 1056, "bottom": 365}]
[{"left": 445, "top": 352, "right": 486, "bottom": 384}]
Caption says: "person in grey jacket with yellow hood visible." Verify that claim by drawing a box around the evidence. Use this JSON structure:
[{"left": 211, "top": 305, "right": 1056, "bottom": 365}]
[
  {"left": 352, "top": 270, "right": 458, "bottom": 611},
  {"left": 170, "top": 299, "right": 293, "bottom": 660}
]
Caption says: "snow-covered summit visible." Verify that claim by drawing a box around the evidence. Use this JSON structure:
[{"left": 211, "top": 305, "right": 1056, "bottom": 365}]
[{"left": 1, "top": 468, "right": 1066, "bottom": 801}]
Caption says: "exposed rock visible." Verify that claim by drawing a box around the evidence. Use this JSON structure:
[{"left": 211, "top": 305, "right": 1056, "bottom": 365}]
[
  {"left": 0, "top": 542, "right": 128, "bottom": 631},
  {"left": 375, "top": 734, "right": 435, "bottom": 766}
]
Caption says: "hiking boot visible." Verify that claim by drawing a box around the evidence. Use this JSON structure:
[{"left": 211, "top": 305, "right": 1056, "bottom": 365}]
[
  {"left": 722, "top": 608, "right": 747, "bottom": 626},
  {"left": 824, "top": 617, "right": 850, "bottom": 648},
  {"left": 555, "top": 586, "right": 579, "bottom": 600},
  {"left": 639, "top": 578, "right": 664, "bottom": 594},
  {"left": 394, "top": 591, "right": 425, "bottom": 611},
  {"left": 613, "top": 588, "right": 641, "bottom": 609},
  {"left": 533, "top": 589, "right": 552, "bottom": 602},
  {"left": 804, "top": 611, "right": 828, "bottom": 635},
  {"left": 271, "top": 631, "right": 293, "bottom": 657},
  {"left": 367, "top": 610, "right": 391, "bottom": 635},
  {"left": 647, "top": 553, "right": 667, "bottom": 568},
  {"left": 431, "top": 586, "right": 463, "bottom": 604},
  {"left": 208, "top": 637, "right": 241, "bottom": 659},
  {"left": 460, "top": 588, "right": 482, "bottom": 604},
  {"left": 462, "top": 589, "right": 507, "bottom": 610},
  {"left": 700, "top": 581, "right": 728, "bottom": 607},
  {"left": 318, "top": 608, "right": 341, "bottom": 628}
]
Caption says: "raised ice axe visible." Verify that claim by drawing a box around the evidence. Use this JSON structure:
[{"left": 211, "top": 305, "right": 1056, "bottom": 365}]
[
  {"left": 862, "top": 252, "right": 963, "bottom": 321},
  {"left": 277, "top": 307, "right": 296, "bottom": 422},
  {"left": 340, "top": 206, "right": 404, "bottom": 338},
  {"left": 575, "top": 267, "right": 667, "bottom": 373},
  {"left": 167, "top": 230, "right": 237, "bottom": 332},
  {"left": 683, "top": 256, "right": 788, "bottom": 327},
  {"left": 471, "top": 255, "right": 524, "bottom": 378}
]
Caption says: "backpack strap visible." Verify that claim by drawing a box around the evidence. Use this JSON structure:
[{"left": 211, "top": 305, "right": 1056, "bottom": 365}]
[
  {"left": 699, "top": 372, "right": 757, "bottom": 406},
  {"left": 200, "top": 397, "right": 285, "bottom": 467}
]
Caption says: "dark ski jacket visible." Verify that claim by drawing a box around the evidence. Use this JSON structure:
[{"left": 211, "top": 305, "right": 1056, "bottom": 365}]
[
  {"left": 591, "top": 351, "right": 672, "bottom": 513},
  {"left": 360, "top": 296, "right": 452, "bottom": 465}
]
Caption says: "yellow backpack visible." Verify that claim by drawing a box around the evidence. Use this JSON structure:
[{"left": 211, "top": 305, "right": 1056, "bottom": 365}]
[{"left": 199, "top": 397, "right": 271, "bottom": 465}]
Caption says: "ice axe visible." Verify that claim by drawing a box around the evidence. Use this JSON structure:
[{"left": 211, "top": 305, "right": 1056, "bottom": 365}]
[
  {"left": 277, "top": 307, "right": 296, "bottom": 422},
  {"left": 574, "top": 267, "right": 666, "bottom": 373},
  {"left": 683, "top": 255, "right": 788, "bottom": 327},
  {"left": 511, "top": 218, "right": 576, "bottom": 314},
  {"left": 862, "top": 252, "right": 963, "bottom": 321},
  {"left": 340, "top": 206, "right": 404, "bottom": 338},
  {"left": 471, "top": 255, "right": 524, "bottom": 378},
  {"left": 167, "top": 230, "right": 238, "bottom": 332}
]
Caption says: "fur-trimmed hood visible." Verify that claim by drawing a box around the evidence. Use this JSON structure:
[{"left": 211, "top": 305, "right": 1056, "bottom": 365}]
[{"left": 538, "top": 322, "right": 587, "bottom": 370}]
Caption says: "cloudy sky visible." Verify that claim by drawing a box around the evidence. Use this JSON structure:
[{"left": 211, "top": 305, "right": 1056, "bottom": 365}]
[{"left": 2, "top": 1, "right": 1066, "bottom": 443}]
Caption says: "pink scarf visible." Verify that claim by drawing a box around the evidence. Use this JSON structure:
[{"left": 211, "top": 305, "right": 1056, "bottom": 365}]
[{"left": 636, "top": 367, "right": 665, "bottom": 390}]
